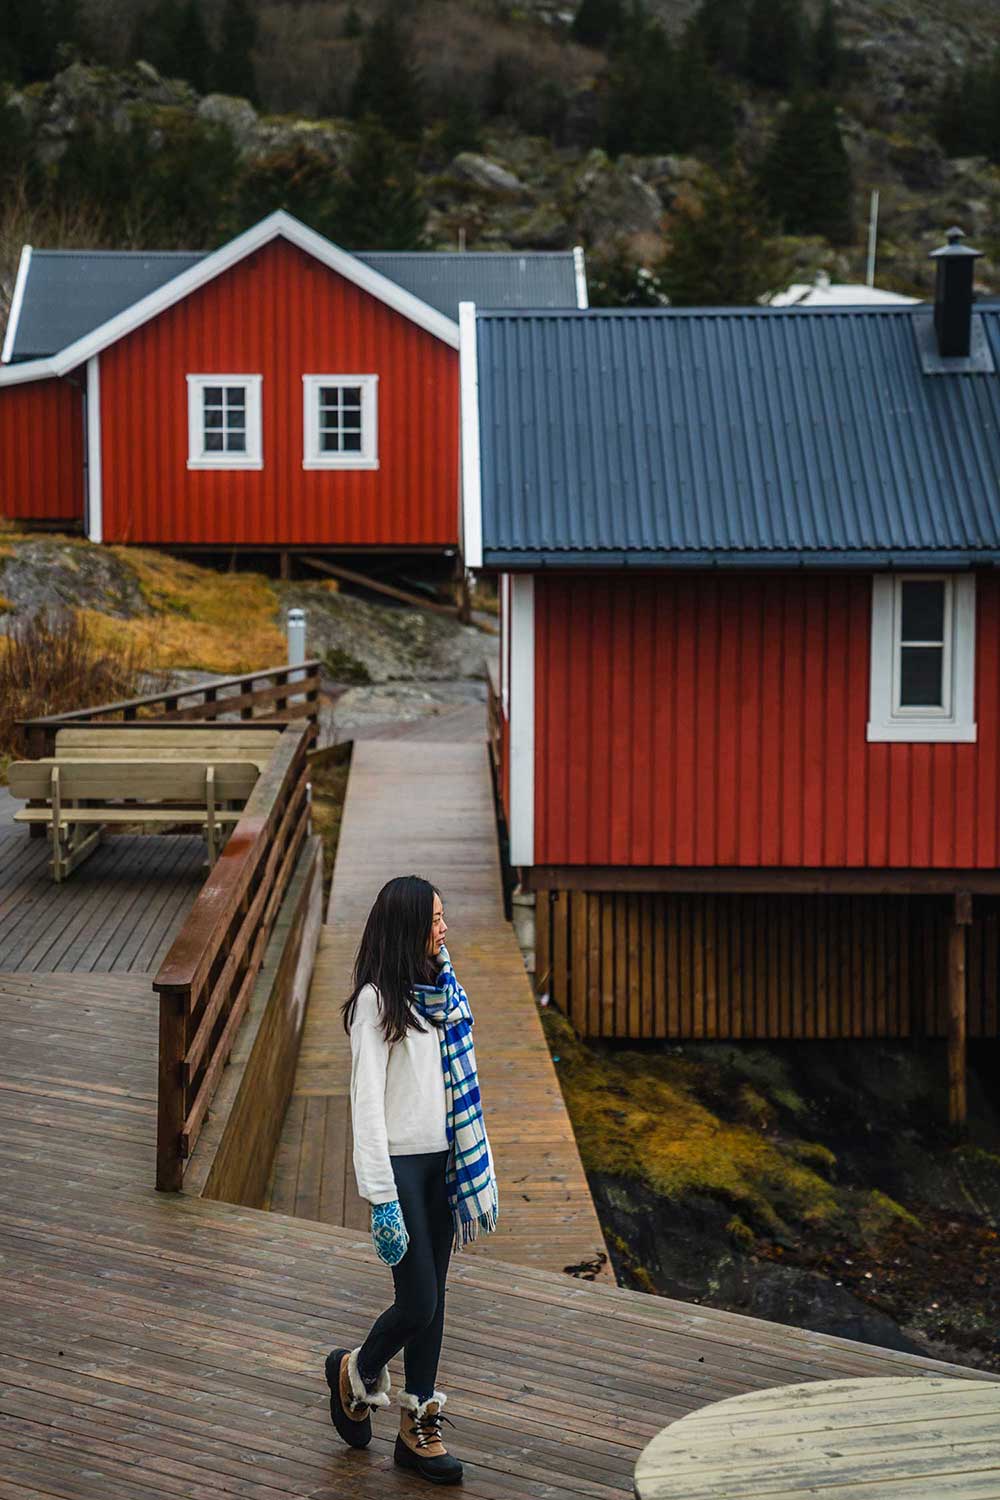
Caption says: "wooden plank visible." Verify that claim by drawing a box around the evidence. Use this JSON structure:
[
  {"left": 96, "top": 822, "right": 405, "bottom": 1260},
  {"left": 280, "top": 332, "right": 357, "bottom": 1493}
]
[{"left": 301, "top": 554, "right": 459, "bottom": 616}]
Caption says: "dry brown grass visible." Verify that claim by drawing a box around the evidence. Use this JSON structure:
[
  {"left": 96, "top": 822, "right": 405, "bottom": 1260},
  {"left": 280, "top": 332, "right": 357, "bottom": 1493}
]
[
  {"left": 86, "top": 549, "right": 286, "bottom": 673},
  {"left": 0, "top": 609, "right": 146, "bottom": 763}
]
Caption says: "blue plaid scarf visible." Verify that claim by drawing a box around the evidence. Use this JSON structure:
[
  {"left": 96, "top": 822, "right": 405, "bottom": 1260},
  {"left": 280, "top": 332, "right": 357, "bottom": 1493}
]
[{"left": 412, "top": 945, "right": 499, "bottom": 1249}]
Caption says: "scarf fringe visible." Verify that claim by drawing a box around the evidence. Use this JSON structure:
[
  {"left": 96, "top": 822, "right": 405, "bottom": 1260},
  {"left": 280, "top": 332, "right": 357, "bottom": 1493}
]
[{"left": 452, "top": 1199, "right": 500, "bottom": 1250}]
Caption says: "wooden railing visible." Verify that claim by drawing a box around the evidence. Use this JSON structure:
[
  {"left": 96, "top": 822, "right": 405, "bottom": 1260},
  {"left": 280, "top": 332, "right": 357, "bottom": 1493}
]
[
  {"left": 153, "top": 720, "right": 314, "bottom": 1191},
  {"left": 20, "top": 661, "right": 322, "bottom": 758},
  {"left": 486, "top": 657, "right": 502, "bottom": 781}
]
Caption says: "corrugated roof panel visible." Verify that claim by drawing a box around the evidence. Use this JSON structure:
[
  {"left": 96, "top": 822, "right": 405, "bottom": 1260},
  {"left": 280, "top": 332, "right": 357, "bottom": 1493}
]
[
  {"left": 7, "top": 245, "right": 582, "bottom": 362},
  {"left": 476, "top": 306, "right": 1000, "bottom": 563},
  {"left": 357, "top": 251, "right": 580, "bottom": 319},
  {"left": 10, "top": 250, "right": 206, "bottom": 361}
]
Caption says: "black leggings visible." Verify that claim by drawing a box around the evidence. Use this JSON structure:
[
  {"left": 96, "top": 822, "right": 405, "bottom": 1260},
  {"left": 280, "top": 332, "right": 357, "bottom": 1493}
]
[{"left": 357, "top": 1148, "right": 453, "bottom": 1401}]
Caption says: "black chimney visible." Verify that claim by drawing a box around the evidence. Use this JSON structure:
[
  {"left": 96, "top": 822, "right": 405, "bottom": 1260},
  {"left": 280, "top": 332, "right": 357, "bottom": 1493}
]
[{"left": 930, "top": 226, "right": 982, "bottom": 357}]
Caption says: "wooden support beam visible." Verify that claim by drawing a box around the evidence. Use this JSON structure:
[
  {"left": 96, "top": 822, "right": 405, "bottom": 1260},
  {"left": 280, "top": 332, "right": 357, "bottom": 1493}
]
[
  {"left": 301, "top": 554, "right": 459, "bottom": 616},
  {"left": 948, "top": 891, "right": 972, "bottom": 1129}
]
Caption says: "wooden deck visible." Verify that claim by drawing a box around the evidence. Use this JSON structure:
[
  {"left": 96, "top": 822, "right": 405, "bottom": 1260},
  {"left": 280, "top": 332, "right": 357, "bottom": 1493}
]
[
  {"left": 0, "top": 829, "right": 205, "bottom": 972},
  {"left": 0, "top": 959, "right": 992, "bottom": 1500},
  {"left": 266, "top": 740, "right": 613, "bottom": 1278}
]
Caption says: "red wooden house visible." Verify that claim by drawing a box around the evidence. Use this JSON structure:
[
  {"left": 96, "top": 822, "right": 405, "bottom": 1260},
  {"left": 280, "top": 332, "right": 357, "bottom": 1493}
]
[
  {"left": 0, "top": 211, "right": 585, "bottom": 568},
  {"left": 461, "top": 231, "right": 1000, "bottom": 1121}
]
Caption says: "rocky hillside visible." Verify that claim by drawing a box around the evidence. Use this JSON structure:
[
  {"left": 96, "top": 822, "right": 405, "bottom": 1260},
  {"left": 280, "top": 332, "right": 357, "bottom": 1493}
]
[{"left": 2, "top": 0, "right": 1000, "bottom": 321}]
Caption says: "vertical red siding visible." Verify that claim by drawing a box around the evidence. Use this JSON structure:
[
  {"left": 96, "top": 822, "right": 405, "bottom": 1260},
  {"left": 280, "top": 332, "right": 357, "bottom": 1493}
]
[
  {"left": 98, "top": 239, "right": 459, "bottom": 546},
  {"left": 0, "top": 376, "right": 83, "bottom": 522},
  {"left": 535, "top": 571, "right": 1000, "bottom": 869}
]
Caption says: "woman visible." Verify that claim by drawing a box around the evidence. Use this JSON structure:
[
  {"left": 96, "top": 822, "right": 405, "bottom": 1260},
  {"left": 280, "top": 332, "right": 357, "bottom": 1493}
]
[{"left": 325, "top": 875, "right": 499, "bottom": 1485}]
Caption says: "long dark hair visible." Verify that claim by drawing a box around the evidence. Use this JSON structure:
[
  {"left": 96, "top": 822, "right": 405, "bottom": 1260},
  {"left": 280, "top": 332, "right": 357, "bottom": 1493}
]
[{"left": 341, "top": 874, "right": 441, "bottom": 1043}]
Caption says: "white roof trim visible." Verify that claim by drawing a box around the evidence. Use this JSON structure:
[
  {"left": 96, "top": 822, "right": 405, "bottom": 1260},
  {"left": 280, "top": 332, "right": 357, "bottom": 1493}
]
[
  {"left": 572, "top": 246, "right": 588, "bottom": 309},
  {"left": 1, "top": 244, "right": 33, "bottom": 365},
  {"left": 3, "top": 213, "right": 459, "bottom": 387},
  {"left": 0, "top": 353, "right": 57, "bottom": 387},
  {"left": 458, "top": 301, "right": 483, "bottom": 571}
]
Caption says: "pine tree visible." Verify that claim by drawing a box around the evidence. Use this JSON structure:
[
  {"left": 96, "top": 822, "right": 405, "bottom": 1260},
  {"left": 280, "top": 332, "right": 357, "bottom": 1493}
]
[
  {"left": 234, "top": 140, "right": 339, "bottom": 238},
  {"left": 3, "top": 0, "right": 77, "bottom": 83},
  {"left": 672, "top": 32, "right": 735, "bottom": 155},
  {"left": 660, "top": 163, "right": 792, "bottom": 305},
  {"left": 0, "top": 89, "right": 30, "bottom": 189},
  {"left": 603, "top": 14, "right": 677, "bottom": 155},
  {"left": 690, "top": 0, "right": 747, "bottom": 76},
  {"left": 571, "top": 0, "right": 625, "bottom": 49},
  {"left": 175, "top": 0, "right": 212, "bottom": 95},
  {"left": 744, "top": 0, "right": 803, "bottom": 90},
  {"left": 132, "top": 0, "right": 182, "bottom": 79},
  {"left": 759, "top": 94, "right": 853, "bottom": 243},
  {"left": 342, "top": 5, "right": 363, "bottom": 40},
  {"left": 350, "top": 10, "right": 422, "bottom": 142},
  {"left": 935, "top": 50, "right": 1000, "bottom": 162},
  {"left": 332, "top": 118, "right": 427, "bottom": 249},
  {"left": 440, "top": 93, "right": 483, "bottom": 158},
  {"left": 215, "top": 0, "right": 257, "bottom": 102},
  {"left": 810, "top": 0, "right": 840, "bottom": 90}
]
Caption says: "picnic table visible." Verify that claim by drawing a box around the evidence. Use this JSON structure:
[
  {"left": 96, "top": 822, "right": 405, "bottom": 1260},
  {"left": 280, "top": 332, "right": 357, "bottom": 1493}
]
[{"left": 633, "top": 1375, "right": 1000, "bottom": 1500}]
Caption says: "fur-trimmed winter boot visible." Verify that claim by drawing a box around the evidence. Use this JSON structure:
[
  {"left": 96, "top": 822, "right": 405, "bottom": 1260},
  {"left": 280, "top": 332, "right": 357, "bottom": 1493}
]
[
  {"left": 324, "top": 1345, "right": 390, "bottom": 1449},
  {"left": 395, "top": 1390, "right": 463, "bottom": 1484}
]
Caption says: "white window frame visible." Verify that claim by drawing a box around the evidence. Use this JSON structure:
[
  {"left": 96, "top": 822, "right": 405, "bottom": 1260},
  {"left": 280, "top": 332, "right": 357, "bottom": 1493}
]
[
  {"left": 302, "top": 374, "right": 379, "bottom": 470},
  {"left": 187, "top": 374, "right": 262, "bottom": 470},
  {"left": 868, "top": 573, "right": 976, "bottom": 742}
]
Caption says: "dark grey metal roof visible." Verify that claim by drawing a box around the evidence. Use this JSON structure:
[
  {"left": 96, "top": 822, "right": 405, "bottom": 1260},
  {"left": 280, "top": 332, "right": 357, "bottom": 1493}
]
[
  {"left": 356, "top": 251, "right": 581, "bottom": 320},
  {"left": 8, "top": 250, "right": 206, "bottom": 361},
  {"left": 6, "top": 245, "right": 582, "bottom": 362},
  {"left": 475, "top": 306, "right": 1000, "bottom": 567}
]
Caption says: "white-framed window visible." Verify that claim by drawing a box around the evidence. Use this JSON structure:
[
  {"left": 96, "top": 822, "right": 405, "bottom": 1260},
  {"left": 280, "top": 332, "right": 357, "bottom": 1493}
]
[
  {"left": 187, "top": 375, "right": 262, "bottom": 469},
  {"left": 302, "top": 374, "right": 378, "bottom": 469},
  {"left": 868, "top": 573, "right": 976, "bottom": 742}
]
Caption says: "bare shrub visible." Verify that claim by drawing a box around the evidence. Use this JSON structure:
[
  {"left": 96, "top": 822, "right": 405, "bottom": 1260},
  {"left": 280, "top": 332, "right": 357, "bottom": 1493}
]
[
  {"left": 0, "top": 177, "right": 109, "bottom": 338},
  {"left": 0, "top": 610, "right": 146, "bottom": 761}
]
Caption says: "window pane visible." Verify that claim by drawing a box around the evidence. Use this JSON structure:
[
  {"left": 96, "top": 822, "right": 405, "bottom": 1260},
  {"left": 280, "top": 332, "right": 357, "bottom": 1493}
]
[
  {"left": 343, "top": 431, "right": 362, "bottom": 452},
  {"left": 342, "top": 412, "right": 362, "bottom": 430},
  {"left": 901, "top": 580, "right": 944, "bottom": 642},
  {"left": 321, "top": 432, "right": 341, "bottom": 452},
  {"left": 204, "top": 386, "right": 222, "bottom": 404},
  {"left": 227, "top": 432, "right": 246, "bottom": 453},
  {"left": 204, "top": 409, "right": 224, "bottom": 429},
  {"left": 226, "top": 413, "right": 246, "bottom": 431},
  {"left": 319, "top": 388, "right": 339, "bottom": 408},
  {"left": 204, "top": 432, "right": 224, "bottom": 452},
  {"left": 342, "top": 387, "right": 362, "bottom": 407},
  {"left": 225, "top": 386, "right": 246, "bottom": 406},
  {"left": 900, "top": 646, "right": 944, "bottom": 707}
]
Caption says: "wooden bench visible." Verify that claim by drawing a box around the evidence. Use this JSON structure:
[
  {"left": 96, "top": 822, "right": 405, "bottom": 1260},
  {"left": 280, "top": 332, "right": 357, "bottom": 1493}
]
[
  {"left": 9, "top": 758, "right": 261, "bottom": 881},
  {"left": 53, "top": 726, "right": 281, "bottom": 770}
]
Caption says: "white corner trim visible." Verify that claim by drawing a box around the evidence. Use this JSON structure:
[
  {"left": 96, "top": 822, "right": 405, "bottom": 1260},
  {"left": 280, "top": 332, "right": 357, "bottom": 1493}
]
[
  {"left": 867, "top": 572, "right": 977, "bottom": 742},
  {"left": 458, "top": 301, "right": 483, "bottom": 571},
  {"left": 302, "top": 373, "right": 379, "bottom": 469},
  {"left": 1, "top": 244, "right": 32, "bottom": 365},
  {"left": 509, "top": 574, "right": 535, "bottom": 868},
  {"left": 86, "top": 356, "right": 103, "bottom": 543},
  {"left": 186, "top": 373, "right": 263, "bottom": 470},
  {"left": 500, "top": 572, "right": 510, "bottom": 718},
  {"left": 572, "top": 245, "right": 589, "bottom": 309},
  {"left": 40, "top": 213, "right": 458, "bottom": 380}
]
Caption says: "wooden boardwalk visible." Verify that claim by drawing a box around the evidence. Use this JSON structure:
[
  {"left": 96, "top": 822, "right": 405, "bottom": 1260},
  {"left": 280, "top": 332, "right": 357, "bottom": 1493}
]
[
  {"left": 0, "top": 959, "right": 992, "bottom": 1500},
  {"left": 267, "top": 740, "right": 613, "bottom": 1278},
  {"left": 0, "top": 830, "right": 205, "bottom": 972}
]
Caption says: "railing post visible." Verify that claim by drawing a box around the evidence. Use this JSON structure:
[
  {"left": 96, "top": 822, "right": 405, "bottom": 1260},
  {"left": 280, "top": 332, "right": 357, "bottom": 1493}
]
[
  {"left": 156, "top": 984, "right": 189, "bottom": 1192},
  {"left": 287, "top": 609, "right": 306, "bottom": 703}
]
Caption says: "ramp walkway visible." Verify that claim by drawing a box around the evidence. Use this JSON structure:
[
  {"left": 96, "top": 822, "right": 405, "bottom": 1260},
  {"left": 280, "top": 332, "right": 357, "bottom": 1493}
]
[
  {"left": 2, "top": 963, "right": 990, "bottom": 1500},
  {"left": 268, "top": 740, "right": 612, "bottom": 1278}
]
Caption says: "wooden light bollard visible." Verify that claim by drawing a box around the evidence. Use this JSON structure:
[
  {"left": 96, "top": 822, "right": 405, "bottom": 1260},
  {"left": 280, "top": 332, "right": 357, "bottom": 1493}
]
[{"left": 947, "top": 891, "right": 972, "bottom": 1129}]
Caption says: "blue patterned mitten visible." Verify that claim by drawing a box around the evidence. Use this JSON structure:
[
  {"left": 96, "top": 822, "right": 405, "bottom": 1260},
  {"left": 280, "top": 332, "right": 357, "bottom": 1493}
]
[{"left": 371, "top": 1200, "right": 409, "bottom": 1266}]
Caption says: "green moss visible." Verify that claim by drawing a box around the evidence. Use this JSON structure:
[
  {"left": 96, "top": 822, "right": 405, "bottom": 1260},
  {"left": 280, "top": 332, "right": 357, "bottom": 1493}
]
[
  {"left": 541, "top": 1007, "right": 841, "bottom": 1238},
  {"left": 323, "top": 646, "right": 372, "bottom": 684},
  {"left": 726, "top": 1215, "right": 756, "bottom": 1249},
  {"left": 858, "top": 1188, "right": 921, "bottom": 1248}
]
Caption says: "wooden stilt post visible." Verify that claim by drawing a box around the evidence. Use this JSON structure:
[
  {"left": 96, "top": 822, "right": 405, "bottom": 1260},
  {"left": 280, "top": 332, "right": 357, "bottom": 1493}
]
[{"left": 948, "top": 891, "right": 972, "bottom": 1129}]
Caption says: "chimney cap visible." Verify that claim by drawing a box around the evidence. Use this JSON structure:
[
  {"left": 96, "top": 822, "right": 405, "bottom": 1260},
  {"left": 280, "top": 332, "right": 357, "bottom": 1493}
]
[{"left": 929, "top": 225, "right": 982, "bottom": 261}]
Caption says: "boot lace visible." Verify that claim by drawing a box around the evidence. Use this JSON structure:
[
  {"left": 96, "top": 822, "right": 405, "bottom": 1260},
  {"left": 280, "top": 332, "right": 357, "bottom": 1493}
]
[{"left": 414, "top": 1408, "right": 455, "bottom": 1449}]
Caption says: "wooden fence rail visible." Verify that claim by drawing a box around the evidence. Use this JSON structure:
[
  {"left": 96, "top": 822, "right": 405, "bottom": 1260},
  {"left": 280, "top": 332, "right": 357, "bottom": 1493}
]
[
  {"left": 20, "top": 661, "right": 322, "bottom": 758},
  {"left": 153, "top": 721, "right": 314, "bottom": 1191}
]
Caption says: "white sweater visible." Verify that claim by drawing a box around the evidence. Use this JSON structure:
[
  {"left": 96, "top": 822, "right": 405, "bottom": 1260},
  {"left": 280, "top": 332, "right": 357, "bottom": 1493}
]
[{"left": 349, "top": 983, "right": 450, "bottom": 1205}]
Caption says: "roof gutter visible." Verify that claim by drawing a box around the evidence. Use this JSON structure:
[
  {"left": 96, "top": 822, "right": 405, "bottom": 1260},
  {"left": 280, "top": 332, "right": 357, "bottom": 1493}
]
[{"left": 481, "top": 549, "right": 1000, "bottom": 570}]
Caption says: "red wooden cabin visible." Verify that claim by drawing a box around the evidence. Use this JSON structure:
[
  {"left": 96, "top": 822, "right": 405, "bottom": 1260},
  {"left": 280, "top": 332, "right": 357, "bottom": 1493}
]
[
  {"left": 0, "top": 212, "right": 584, "bottom": 567},
  {"left": 461, "top": 232, "right": 1000, "bottom": 1121}
]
